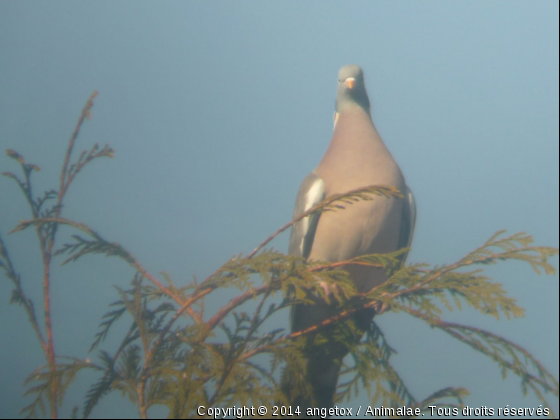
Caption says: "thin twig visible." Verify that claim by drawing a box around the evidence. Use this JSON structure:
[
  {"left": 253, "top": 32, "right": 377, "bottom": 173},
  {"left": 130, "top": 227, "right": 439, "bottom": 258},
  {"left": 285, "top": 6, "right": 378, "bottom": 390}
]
[
  {"left": 59, "top": 91, "right": 98, "bottom": 199},
  {"left": 246, "top": 185, "right": 401, "bottom": 260}
]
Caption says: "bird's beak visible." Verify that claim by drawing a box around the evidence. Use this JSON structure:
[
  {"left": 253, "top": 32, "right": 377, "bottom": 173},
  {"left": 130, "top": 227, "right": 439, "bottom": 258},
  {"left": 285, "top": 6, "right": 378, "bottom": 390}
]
[{"left": 345, "top": 77, "right": 355, "bottom": 89}]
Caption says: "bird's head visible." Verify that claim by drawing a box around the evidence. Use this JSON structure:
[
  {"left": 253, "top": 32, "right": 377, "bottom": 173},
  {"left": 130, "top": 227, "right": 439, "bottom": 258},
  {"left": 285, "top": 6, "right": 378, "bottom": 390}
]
[{"left": 335, "top": 64, "right": 371, "bottom": 113}]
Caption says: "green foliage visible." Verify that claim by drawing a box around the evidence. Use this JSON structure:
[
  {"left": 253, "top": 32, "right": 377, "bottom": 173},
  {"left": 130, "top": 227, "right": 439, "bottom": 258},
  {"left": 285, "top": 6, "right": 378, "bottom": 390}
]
[{"left": 1, "top": 93, "right": 558, "bottom": 419}]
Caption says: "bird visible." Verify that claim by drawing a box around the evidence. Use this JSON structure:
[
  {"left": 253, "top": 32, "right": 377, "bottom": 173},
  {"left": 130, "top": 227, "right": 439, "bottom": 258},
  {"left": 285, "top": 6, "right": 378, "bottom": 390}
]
[{"left": 283, "top": 64, "right": 416, "bottom": 412}]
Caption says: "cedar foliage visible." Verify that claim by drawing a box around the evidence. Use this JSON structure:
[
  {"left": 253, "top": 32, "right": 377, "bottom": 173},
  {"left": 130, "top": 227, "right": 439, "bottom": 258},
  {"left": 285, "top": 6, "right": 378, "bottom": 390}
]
[{"left": 0, "top": 92, "right": 558, "bottom": 419}]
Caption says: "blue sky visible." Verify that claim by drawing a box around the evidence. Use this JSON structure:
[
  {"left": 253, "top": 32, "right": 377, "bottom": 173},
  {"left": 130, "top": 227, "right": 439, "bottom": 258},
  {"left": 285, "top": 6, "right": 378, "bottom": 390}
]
[{"left": 0, "top": 2, "right": 558, "bottom": 418}]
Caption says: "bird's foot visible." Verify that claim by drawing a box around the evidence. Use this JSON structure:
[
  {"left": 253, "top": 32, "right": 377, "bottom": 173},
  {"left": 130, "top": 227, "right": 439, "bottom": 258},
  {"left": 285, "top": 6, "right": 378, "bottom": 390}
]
[{"left": 318, "top": 281, "right": 342, "bottom": 297}]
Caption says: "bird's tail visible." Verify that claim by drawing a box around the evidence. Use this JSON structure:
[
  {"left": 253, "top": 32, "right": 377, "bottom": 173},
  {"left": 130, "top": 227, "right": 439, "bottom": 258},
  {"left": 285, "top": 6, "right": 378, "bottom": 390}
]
[
  {"left": 280, "top": 338, "right": 343, "bottom": 417},
  {"left": 280, "top": 302, "right": 375, "bottom": 418}
]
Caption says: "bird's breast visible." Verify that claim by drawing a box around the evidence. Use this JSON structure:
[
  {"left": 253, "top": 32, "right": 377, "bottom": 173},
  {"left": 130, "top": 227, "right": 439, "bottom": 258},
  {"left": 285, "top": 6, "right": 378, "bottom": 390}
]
[{"left": 309, "top": 109, "right": 406, "bottom": 291}]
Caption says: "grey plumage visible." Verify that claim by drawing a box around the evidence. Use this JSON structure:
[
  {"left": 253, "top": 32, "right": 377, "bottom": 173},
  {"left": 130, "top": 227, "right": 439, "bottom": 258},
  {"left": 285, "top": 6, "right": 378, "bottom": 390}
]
[{"left": 284, "top": 64, "right": 416, "bottom": 411}]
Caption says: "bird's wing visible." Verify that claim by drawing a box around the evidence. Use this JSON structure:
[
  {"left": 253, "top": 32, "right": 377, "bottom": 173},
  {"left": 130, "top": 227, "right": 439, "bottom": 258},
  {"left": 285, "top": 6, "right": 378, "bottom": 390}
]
[
  {"left": 288, "top": 171, "right": 325, "bottom": 259},
  {"left": 397, "top": 186, "right": 417, "bottom": 267},
  {"left": 287, "top": 171, "right": 325, "bottom": 333}
]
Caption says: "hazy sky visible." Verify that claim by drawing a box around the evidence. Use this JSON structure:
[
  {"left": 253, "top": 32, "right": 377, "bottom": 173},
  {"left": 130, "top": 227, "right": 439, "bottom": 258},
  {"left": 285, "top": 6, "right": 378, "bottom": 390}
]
[{"left": 0, "top": 2, "right": 558, "bottom": 418}]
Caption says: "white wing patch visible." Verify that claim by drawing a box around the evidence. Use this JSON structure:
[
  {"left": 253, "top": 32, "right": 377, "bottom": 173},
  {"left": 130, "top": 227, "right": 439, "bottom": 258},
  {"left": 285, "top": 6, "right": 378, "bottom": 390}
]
[
  {"left": 299, "top": 178, "right": 325, "bottom": 254},
  {"left": 405, "top": 187, "right": 417, "bottom": 250}
]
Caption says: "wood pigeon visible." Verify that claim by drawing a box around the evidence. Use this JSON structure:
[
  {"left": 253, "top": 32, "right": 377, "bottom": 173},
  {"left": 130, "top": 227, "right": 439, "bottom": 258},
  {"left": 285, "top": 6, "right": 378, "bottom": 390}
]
[{"left": 285, "top": 64, "right": 416, "bottom": 411}]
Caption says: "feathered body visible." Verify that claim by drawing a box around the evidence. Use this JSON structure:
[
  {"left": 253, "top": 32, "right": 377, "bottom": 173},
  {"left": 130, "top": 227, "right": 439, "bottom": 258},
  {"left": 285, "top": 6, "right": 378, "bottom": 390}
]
[{"left": 284, "top": 65, "right": 416, "bottom": 412}]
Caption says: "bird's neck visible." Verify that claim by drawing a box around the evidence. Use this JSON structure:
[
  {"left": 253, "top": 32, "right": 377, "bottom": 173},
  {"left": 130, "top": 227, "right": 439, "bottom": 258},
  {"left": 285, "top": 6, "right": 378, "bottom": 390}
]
[
  {"left": 334, "top": 107, "right": 376, "bottom": 138},
  {"left": 335, "top": 101, "right": 370, "bottom": 115}
]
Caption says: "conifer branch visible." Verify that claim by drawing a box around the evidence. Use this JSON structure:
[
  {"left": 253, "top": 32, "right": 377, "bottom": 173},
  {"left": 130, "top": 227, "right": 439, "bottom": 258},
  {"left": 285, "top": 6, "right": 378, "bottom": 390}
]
[
  {"left": 2, "top": 91, "right": 112, "bottom": 418},
  {"left": 0, "top": 234, "right": 47, "bottom": 354},
  {"left": 406, "top": 307, "right": 558, "bottom": 417}
]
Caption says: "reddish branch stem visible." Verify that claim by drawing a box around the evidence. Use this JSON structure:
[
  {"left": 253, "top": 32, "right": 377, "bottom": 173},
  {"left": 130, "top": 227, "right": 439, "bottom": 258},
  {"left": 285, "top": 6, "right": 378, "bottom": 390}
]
[{"left": 42, "top": 91, "right": 97, "bottom": 418}]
